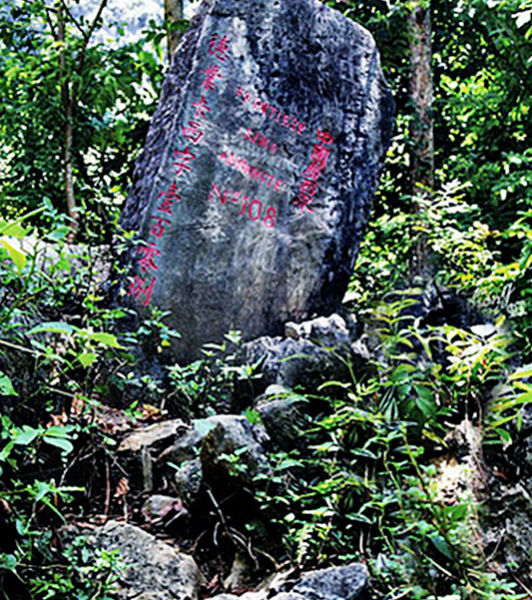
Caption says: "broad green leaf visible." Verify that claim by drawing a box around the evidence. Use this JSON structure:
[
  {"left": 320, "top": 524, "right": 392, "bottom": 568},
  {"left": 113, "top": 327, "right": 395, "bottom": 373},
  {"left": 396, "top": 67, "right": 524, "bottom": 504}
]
[
  {"left": 43, "top": 435, "right": 74, "bottom": 454},
  {"left": 243, "top": 408, "right": 262, "bottom": 425},
  {"left": 77, "top": 352, "right": 98, "bottom": 367},
  {"left": 351, "top": 448, "right": 378, "bottom": 460},
  {"left": 490, "top": 414, "right": 521, "bottom": 429},
  {"left": 33, "top": 481, "right": 51, "bottom": 503},
  {"left": 13, "top": 426, "right": 41, "bottom": 446},
  {"left": 488, "top": 394, "right": 532, "bottom": 413},
  {"left": 513, "top": 381, "right": 532, "bottom": 392},
  {"left": 509, "top": 365, "right": 532, "bottom": 380},
  {"left": 495, "top": 428, "right": 512, "bottom": 443},
  {"left": 277, "top": 458, "right": 304, "bottom": 470},
  {"left": 84, "top": 331, "right": 121, "bottom": 348},
  {"left": 0, "top": 553, "right": 16, "bottom": 571},
  {"left": 28, "top": 322, "right": 78, "bottom": 336},
  {"left": 0, "top": 221, "right": 26, "bottom": 238},
  {"left": 46, "top": 225, "right": 70, "bottom": 241},
  {"left": 0, "top": 441, "right": 15, "bottom": 462},
  {"left": 444, "top": 504, "right": 468, "bottom": 521},
  {"left": 0, "top": 238, "right": 27, "bottom": 271},
  {"left": 345, "top": 512, "right": 373, "bottom": 524},
  {"left": 515, "top": 390, "right": 532, "bottom": 404},
  {"left": 45, "top": 425, "right": 75, "bottom": 437},
  {"left": 429, "top": 533, "right": 454, "bottom": 560},
  {"left": 0, "top": 372, "right": 18, "bottom": 396}
]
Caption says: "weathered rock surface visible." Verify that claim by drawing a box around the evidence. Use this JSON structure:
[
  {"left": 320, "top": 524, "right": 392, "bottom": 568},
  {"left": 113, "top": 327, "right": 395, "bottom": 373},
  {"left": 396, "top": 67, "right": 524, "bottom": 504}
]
[
  {"left": 118, "top": 419, "right": 190, "bottom": 490},
  {"left": 207, "top": 594, "right": 266, "bottom": 600},
  {"left": 522, "top": 402, "right": 532, "bottom": 470},
  {"left": 173, "top": 457, "right": 204, "bottom": 507},
  {"left": 484, "top": 404, "right": 532, "bottom": 584},
  {"left": 254, "top": 387, "right": 310, "bottom": 452},
  {"left": 120, "top": 0, "right": 394, "bottom": 362},
  {"left": 141, "top": 494, "right": 189, "bottom": 524},
  {"left": 126, "top": 416, "right": 271, "bottom": 507},
  {"left": 90, "top": 520, "right": 204, "bottom": 600},
  {"left": 291, "top": 564, "right": 368, "bottom": 600},
  {"left": 118, "top": 419, "right": 189, "bottom": 454},
  {"left": 484, "top": 477, "right": 532, "bottom": 583},
  {"left": 244, "top": 313, "right": 365, "bottom": 390},
  {"left": 206, "top": 563, "right": 368, "bottom": 600},
  {"left": 200, "top": 415, "right": 271, "bottom": 491}
]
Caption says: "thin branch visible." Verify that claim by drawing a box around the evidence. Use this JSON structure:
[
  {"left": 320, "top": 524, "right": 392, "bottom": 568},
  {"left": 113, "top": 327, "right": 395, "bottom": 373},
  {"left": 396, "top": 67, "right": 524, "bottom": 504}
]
[
  {"left": 513, "top": 575, "right": 532, "bottom": 596},
  {"left": 59, "top": 0, "right": 86, "bottom": 39},
  {"left": 0, "top": 338, "right": 39, "bottom": 356},
  {"left": 41, "top": 1, "right": 59, "bottom": 40},
  {"left": 104, "top": 456, "right": 111, "bottom": 518},
  {"left": 82, "top": 0, "right": 108, "bottom": 53},
  {"left": 72, "top": 0, "right": 108, "bottom": 103}
]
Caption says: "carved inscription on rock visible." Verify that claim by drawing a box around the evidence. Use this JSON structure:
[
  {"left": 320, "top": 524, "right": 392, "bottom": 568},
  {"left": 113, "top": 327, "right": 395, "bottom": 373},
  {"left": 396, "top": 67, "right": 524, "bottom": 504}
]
[{"left": 121, "top": 0, "right": 394, "bottom": 361}]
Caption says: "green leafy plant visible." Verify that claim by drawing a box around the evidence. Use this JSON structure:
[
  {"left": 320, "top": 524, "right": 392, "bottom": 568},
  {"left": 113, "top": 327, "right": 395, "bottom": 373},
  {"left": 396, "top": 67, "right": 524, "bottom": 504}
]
[
  {"left": 246, "top": 290, "right": 529, "bottom": 598},
  {"left": 0, "top": 0, "right": 166, "bottom": 239},
  {"left": 167, "top": 331, "right": 262, "bottom": 417}
]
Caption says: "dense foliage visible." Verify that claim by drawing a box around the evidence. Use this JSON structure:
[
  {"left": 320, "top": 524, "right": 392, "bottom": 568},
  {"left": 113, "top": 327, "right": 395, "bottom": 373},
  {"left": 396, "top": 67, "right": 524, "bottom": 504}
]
[
  {"left": 0, "top": 1, "right": 531, "bottom": 600},
  {"left": 0, "top": 0, "right": 166, "bottom": 239},
  {"left": 328, "top": 0, "right": 532, "bottom": 358}
]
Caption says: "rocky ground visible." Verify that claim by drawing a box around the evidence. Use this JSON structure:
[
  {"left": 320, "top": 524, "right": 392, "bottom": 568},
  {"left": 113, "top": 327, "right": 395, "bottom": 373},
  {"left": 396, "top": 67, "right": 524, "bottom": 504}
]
[
  {"left": 48, "top": 311, "right": 531, "bottom": 599},
  {"left": 54, "top": 314, "right": 370, "bottom": 599}
]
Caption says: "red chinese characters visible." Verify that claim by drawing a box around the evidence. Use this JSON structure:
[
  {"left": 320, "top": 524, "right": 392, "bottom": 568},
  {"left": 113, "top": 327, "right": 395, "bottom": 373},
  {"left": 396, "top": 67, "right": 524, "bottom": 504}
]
[
  {"left": 127, "top": 185, "right": 178, "bottom": 305},
  {"left": 128, "top": 32, "right": 239, "bottom": 308},
  {"left": 158, "top": 181, "right": 182, "bottom": 211},
  {"left": 183, "top": 32, "right": 230, "bottom": 143},
  {"left": 182, "top": 120, "right": 203, "bottom": 144},
  {"left": 128, "top": 240, "right": 161, "bottom": 306},
  {"left": 295, "top": 129, "right": 334, "bottom": 213},
  {"left": 149, "top": 215, "right": 171, "bottom": 239},
  {"left": 183, "top": 96, "right": 211, "bottom": 144},
  {"left": 192, "top": 95, "right": 210, "bottom": 118},
  {"left": 201, "top": 32, "right": 230, "bottom": 92},
  {"left": 172, "top": 146, "right": 197, "bottom": 178},
  {"left": 201, "top": 63, "right": 222, "bottom": 92},
  {"left": 128, "top": 275, "right": 157, "bottom": 307},
  {"left": 208, "top": 33, "right": 229, "bottom": 62},
  {"left": 149, "top": 179, "right": 182, "bottom": 237},
  {"left": 138, "top": 242, "right": 160, "bottom": 273}
]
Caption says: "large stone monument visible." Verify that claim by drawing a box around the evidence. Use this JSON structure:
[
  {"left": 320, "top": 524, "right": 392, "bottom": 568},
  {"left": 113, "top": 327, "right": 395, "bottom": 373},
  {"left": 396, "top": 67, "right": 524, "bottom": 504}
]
[{"left": 120, "top": 0, "right": 394, "bottom": 362}]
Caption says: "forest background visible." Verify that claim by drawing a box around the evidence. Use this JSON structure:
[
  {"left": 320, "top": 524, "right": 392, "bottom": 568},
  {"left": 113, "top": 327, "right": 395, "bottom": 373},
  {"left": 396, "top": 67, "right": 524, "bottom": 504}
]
[{"left": 0, "top": 1, "right": 531, "bottom": 599}]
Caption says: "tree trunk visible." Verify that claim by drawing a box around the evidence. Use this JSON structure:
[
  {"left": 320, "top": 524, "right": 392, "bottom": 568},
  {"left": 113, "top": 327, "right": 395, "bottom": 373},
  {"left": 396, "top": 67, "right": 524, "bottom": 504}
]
[
  {"left": 57, "top": 1, "right": 79, "bottom": 238},
  {"left": 409, "top": 0, "right": 434, "bottom": 191},
  {"left": 408, "top": 0, "right": 434, "bottom": 281},
  {"left": 64, "top": 105, "right": 78, "bottom": 238},
  {"left": 164, "top": 0, "right": 184, "bottom": 60}
]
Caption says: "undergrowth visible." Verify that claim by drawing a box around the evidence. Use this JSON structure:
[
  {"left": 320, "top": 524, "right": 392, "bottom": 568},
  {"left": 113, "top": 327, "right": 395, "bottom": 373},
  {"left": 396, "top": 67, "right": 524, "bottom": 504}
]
[
  {"left": 247, "top": 183, "right": 532, "bottom": 598},
  {"left": 1, "top": 184, "right": 531, "bottom": 599},
  {"left": 253, "top": 307, "right": 531, "bottom": 599}
]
